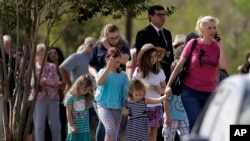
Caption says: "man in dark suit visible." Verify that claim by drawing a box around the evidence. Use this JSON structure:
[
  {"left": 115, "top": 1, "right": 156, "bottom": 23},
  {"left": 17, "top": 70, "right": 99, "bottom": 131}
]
[
  {"left": 135, "top": 5, "right": 174, "bottom": 81},
  {"left": 135, "top": 5, "right": 175, "bottom": 141}
]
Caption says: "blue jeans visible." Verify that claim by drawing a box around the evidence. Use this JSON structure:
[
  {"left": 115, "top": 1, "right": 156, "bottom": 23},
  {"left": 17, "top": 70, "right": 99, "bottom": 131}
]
[
  {"left": 93, "top": 101, "right": 124, "bottom": 141},
  {"left": 181, "top": 86, "right": 211, "bottom": 132},
  {"left": 33, "top": 95, "right": 61, "bottom": 141}
]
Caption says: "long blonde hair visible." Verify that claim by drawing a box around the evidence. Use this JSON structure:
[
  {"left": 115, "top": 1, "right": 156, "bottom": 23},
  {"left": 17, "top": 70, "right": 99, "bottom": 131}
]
[{"left": 64, "top": 74, "right": 94, "bottom": 108}]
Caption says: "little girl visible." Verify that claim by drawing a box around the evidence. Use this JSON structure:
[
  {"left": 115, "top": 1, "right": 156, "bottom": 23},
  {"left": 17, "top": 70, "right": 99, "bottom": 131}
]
[
  {"left": 133, "top": 43, "right": 167, "bottom": 141},
  {"left": 95, "top": 47, "right": 129, "bottom": 141},
  {"left": 124, "top": 79, "right": 168, "bottom": 141},
  {"left": 64, "top": 74, "right": 94, "bottom": 141}
]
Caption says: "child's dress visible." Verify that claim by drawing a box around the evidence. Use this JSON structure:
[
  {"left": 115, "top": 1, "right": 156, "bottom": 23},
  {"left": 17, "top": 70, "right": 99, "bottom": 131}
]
[
  {"left": 66, "top": 94, "right": 90, "bottom": 141},
  {"left": 125, "top": 98, "right": 149, "bottom": 141}
]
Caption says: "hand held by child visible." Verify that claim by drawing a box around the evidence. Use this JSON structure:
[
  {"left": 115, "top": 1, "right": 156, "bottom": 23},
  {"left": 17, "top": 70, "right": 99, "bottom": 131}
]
[{"left": 164, "top": 86, "right": 172, "bottom": 97}]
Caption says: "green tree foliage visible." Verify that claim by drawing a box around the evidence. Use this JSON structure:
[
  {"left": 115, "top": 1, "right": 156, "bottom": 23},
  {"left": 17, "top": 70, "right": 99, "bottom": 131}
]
[{"left": 0, "top": 1, "right": 176, "bottom": 141}]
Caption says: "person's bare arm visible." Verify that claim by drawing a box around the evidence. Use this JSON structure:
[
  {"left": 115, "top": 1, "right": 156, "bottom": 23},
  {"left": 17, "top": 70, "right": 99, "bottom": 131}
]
[
  {"left": 165, "top": 57, "right": 186, "bottom": 96},
  {"left": 163, "top": 99, "right": 172, "bottom": 126},
  {"left": 59, "top": 67, "right": 72, "bottom": 93},
  {"left": 145, "top": 94, "right": 167, "bottom": 104},
  {"left": 66, "top": 104, "right": 77, "bottom": 133},
  {"left": 88, "top": 65, "right": 98, "bottom": 78},
  {"left": 217, "top": 39, "right": 229, "bottom": 69},
  {"left": 100, "top": 37, "right": 129, "bottom": 65}
]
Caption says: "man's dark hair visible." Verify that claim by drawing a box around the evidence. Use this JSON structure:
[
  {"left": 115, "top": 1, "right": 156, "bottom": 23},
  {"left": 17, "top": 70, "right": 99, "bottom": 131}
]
[{"left": 148, "top": 5, "right": 165, "bottom": 15}]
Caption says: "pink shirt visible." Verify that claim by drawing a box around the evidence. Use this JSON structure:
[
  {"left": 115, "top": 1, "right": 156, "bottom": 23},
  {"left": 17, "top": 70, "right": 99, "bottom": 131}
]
[
  {"left": 182, "top": 38, "right": 219, "bottom": 92},
  {"left": 29, "top": 62, "right": 60, "bottom": 101}
]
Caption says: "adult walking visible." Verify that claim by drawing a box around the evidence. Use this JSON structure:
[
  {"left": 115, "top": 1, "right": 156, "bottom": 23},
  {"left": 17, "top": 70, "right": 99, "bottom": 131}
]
[
  {"left": 60, "top": 37, "right": 96, "bottom": 93},
  {"left": 164, "top": 16, "right": 229, "bottom": 132}
]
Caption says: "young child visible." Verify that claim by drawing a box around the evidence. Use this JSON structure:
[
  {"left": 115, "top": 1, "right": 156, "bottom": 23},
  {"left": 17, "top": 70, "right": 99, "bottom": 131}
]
[
  {"left": 124, "top": 79, "right": 168, "bottom": 141},
  {"left": 64, "top": 74, "right": 94, "bottom": 141},
  {"left": 162, "top": 60, "right": 189, "bottom": 141},
  {"left": 95, "top": 47, "right": 129, "bottom": 141},
  {"left": 133, "top": 43, "right": 167, "bottom": 141}
]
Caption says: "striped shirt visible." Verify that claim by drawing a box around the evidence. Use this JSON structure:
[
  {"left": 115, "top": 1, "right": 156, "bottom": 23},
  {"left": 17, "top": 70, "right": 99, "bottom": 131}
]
[{"left": 66, "top": 94, "right": 89, "bottom": 133}]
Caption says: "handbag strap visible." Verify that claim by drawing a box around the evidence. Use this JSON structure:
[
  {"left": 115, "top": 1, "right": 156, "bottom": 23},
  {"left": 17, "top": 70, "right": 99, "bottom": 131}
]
[{"left": 185, "top": 39, "right": 197, "bottom": 67}]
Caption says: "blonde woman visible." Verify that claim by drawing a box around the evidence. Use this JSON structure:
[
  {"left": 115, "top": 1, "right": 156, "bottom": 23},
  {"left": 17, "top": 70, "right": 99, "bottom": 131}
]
[
  {"left": 164, "top": 16, "right": 229, "bottom": 131},
  {"left": 29, "top": 44, "right": 61, "bottom": 141}
]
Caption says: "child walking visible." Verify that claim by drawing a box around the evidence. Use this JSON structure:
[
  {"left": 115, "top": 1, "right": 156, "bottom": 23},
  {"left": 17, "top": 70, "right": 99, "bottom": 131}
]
[
  {"left": 162, "top": 60, "right": 189, "bottom": 141},
  {"left": 124, "top": 79, "right": 168, "bottom": 141},
  {"left": 64, "top": 74, "right": 94, "bottom": 141},
  {"left": 133, "top": 43, "right": 167, "bottom": 141},
  {"left": 95, "top": 47, "right": 129, "bottom": 141}
]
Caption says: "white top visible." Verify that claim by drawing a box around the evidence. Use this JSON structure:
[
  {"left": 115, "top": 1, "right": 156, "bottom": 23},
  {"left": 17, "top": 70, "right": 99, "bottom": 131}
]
[{"left": 133, "top": 67, "right": 166, "bottom": 107}]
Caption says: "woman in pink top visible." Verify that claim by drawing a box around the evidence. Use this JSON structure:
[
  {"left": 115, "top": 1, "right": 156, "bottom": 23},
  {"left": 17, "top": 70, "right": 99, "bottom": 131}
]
[
  {"left": 29, "top": 44, "right": 61, "bottom": 141},
  {"left": 164, "top": 16, "right": 229, "bottom": 132}
]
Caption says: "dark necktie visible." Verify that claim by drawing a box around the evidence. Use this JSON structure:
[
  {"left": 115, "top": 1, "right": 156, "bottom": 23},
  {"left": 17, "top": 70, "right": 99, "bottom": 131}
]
[
  {"left": 159, "top": 30, "right": 171, "bottom": 58},
  {"left": 159, "top": 30, "right": 168, "bottom": 49}
]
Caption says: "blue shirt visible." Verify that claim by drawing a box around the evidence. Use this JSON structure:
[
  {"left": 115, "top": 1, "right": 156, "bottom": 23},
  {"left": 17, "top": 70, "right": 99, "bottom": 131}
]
[
  {"left": 95, "top": 69, "right": 129, "bottom": 109},
  {"left": 60, "top": 51, "right": 89, "bottom": 83},
  {"left": 168, "top": 94, "right": 188, "bottom": 120}
]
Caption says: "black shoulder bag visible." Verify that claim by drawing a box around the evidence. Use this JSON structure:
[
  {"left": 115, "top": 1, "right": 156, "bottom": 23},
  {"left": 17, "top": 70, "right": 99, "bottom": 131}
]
[{"left": 171, "top": 39, "right": 197, "bottom": 96}]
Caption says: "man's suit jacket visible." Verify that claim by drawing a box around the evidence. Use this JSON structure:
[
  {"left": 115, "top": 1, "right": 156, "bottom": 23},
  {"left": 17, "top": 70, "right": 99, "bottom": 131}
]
[{"left": 135, "top": 24, "right": 174, "bottom": 81}]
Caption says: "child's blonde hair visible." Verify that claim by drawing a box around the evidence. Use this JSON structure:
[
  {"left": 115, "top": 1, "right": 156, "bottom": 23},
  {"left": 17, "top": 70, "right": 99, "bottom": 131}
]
[
  {"left": 65, "top": 74, "right": 94, "bottom": 108},
  {"left": 128, "top": 79, "right": 146, "bottom": 99}
]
